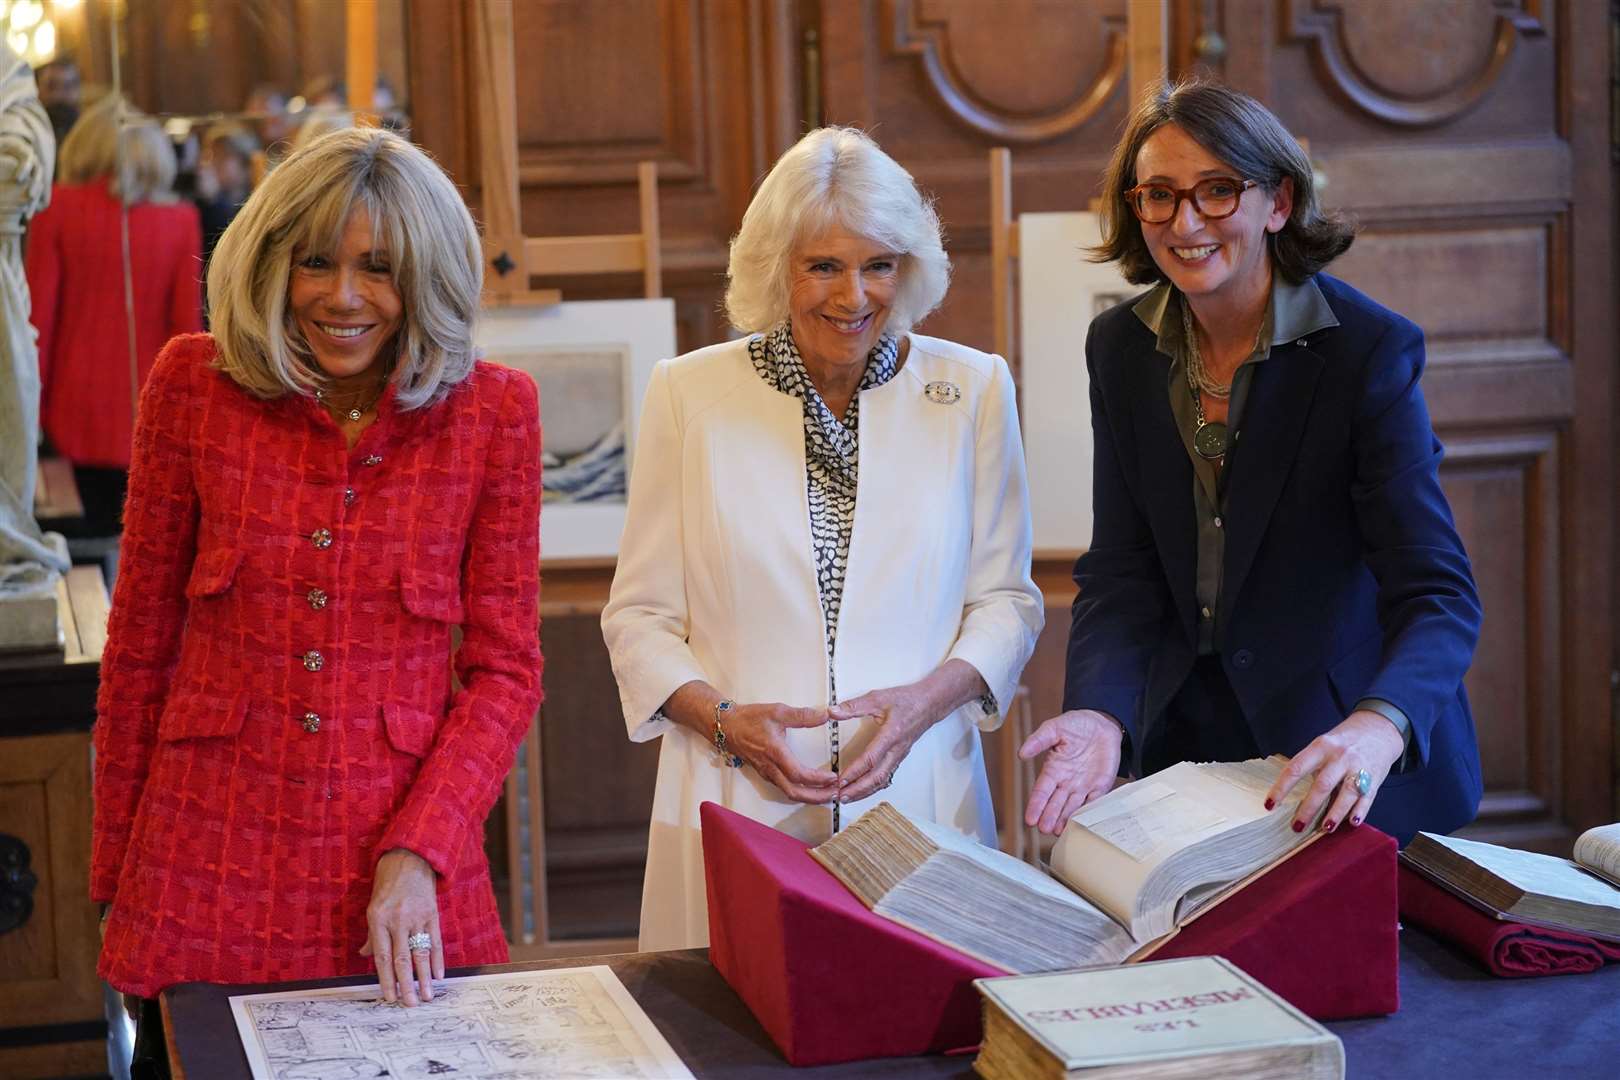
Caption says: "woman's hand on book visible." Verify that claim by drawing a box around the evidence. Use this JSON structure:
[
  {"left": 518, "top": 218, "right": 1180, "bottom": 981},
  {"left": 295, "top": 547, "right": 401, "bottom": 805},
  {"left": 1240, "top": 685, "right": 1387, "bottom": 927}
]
[
  {"left": 1265, "top": 710, "right": 1406, "bottom": 833},
  {"left": 1018, "top": 710, "right": 1125, "bottom": 835}
]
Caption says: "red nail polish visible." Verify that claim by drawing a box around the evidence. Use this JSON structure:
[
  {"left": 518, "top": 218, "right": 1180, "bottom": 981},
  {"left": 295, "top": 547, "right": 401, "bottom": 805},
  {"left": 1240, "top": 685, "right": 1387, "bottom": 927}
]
[
  {"left": 1264, "top": 798, "right": 1275, "bottom": 811},
  {"left": 1323, "top": 819, "right": 1336, "bottom": 832},
  {"left": 1292, "top": 820, "right": 1304, "bottom": 833},
  {"left": 1351, "top": 816, "right": 1362, "bottom": 826}
]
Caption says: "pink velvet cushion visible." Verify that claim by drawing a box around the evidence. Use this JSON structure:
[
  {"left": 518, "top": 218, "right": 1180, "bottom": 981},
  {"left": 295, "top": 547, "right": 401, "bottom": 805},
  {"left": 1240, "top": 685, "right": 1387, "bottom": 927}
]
[
  {"left": 701, "top": 801, "right": 999, "bottom": 1066},
  {"left": 1153, "top": 825, "right": 1400, "bottom": 1018}
]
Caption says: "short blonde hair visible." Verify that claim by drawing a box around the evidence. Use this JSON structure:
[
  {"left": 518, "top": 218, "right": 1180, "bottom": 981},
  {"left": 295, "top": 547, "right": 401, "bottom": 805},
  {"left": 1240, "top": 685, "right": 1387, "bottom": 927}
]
[
  {"left": 58, "top": 94, "right": 176, "bottom": 205},
  {"left": 207, "top": 126, "right": 483, "bottom": 409},
  {"left": 725, "top": 127, "right": 950, "bottom": 337}
]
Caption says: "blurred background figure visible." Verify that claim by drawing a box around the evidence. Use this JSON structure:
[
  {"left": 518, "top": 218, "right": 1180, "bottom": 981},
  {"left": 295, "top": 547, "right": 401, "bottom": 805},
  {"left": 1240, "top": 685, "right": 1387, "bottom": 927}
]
[
  {"left": 243, "top": 82, "right": 295, "bottom": 164},
  {"left": 287, "top": 105, "right": 353, "bottom": 157},
  {"left": 24, "top": 94, "right": 202, "bottom": 562},
  {"left": 193, "top": 121, "right": 259, "bottom": 268},
  {"left": 33, "top": 53, "right": 79, "bottom": 170}
]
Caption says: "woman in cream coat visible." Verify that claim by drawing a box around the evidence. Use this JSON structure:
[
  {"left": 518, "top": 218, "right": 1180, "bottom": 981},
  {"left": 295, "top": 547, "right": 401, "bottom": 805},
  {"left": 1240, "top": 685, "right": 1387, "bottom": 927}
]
[{"left": 603, "top": 127, "right": 1043, "bottom": 951}]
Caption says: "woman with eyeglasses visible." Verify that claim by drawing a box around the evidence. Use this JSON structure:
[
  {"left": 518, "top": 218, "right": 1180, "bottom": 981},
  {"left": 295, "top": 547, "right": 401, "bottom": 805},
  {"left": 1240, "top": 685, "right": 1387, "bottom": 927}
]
[{"left": 1020, "top": 79, "right": 1482, "bottom": 847}]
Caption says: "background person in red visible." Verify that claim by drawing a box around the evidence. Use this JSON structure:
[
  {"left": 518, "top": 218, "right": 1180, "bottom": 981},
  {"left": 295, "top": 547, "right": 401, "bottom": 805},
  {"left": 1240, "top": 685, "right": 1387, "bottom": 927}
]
[
  {"left": 26, "top": 94, "right": 203, "bottom": 541},
  {"left": 91, "top": 126, "right": 542, "bottom": 1072}
]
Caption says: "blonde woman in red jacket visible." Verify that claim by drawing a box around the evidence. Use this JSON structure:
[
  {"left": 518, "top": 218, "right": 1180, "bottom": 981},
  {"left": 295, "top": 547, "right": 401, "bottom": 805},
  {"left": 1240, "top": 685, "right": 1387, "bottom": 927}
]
[
  {"left": 26, "top": 95, "right": 202, "bottom": 536},
  {"left": 92, "top": 127, "right": 542, "bottom": 1065}
]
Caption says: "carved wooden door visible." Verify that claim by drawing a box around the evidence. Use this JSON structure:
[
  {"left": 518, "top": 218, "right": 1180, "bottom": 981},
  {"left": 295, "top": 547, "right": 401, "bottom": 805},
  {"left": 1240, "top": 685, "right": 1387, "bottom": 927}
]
[{"left": 813, "top": 0, "right": 1615, "bottom": 846}]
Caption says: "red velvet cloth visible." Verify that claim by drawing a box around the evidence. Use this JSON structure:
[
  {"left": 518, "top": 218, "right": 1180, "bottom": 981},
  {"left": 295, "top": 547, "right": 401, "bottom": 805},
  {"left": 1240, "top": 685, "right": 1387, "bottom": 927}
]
[
  {"left": 1151, "top": 826, "right": 1400, "bottom": 1019},
  {"left": 701, "top": 802, "right": 1000, "bottom": 1066},
  {"left": 701, "top": 804, "right": 1399, "bottom": 1066},
  {"left": 1398, "top": 863, "right": 1620, "bottom": 977}
]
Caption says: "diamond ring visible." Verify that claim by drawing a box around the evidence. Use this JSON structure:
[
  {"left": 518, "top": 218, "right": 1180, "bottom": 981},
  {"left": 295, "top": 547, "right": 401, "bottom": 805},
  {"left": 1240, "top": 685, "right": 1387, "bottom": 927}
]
[{"left": 407, "top": 931, "right": 433, "bottom": 953}]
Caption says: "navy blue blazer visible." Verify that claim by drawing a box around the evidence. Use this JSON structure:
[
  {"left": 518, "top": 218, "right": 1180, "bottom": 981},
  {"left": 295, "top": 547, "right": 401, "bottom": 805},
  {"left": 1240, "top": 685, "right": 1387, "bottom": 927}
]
[{"left": 1062, "top": 273, "right": 1482, "bottom": 844}]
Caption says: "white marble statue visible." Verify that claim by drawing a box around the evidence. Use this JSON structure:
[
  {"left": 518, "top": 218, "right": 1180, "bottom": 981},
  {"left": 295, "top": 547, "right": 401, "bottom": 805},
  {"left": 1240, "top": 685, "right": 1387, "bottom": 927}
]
[{"left": 0, "top": 41, "right": 66, "bottom": 629}]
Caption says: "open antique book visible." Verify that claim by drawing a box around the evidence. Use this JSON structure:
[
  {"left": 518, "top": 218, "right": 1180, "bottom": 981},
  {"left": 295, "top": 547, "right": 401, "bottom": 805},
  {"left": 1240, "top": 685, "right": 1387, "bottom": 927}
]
[
  {"left": 810, "top": 756, "right": 1324, "bottom": 974},
  {"left": 1401, "top": 823, "right": 1620, "bottom": 940}
]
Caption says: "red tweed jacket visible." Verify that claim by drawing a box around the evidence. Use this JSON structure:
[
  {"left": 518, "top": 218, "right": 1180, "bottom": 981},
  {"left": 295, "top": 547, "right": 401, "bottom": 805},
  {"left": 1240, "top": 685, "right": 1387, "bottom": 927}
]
[{"left": 92, "top": 334, "right": 543, "bottom": 997}]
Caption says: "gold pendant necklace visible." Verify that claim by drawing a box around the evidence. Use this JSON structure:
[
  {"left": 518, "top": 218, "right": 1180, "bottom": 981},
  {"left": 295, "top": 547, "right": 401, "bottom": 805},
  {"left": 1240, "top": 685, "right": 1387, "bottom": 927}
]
[{"left": 316, "top": 383, "right": 385, "bottom": 423}]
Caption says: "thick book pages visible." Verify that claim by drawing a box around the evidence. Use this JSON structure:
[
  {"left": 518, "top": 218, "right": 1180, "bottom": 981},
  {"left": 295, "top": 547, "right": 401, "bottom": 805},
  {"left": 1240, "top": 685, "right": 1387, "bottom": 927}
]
[
  {"left": 1573, "top": 822, "right": 1620, "bottom": 888},
  {"left": 1402, "top": 829, "right": 1620, "bottom": 940},
  {"left": 811, "top": 757, "right": 1321, "bottom": 973},
  {"left": 1052, "top": 757, "right": 1317, "bottom": 941},
  {"left": 973, "top": 955, "right": 1344, "bottom": 1080},
  {"left": 811, "top": 802, "right": 1138, "bottom": 973}
]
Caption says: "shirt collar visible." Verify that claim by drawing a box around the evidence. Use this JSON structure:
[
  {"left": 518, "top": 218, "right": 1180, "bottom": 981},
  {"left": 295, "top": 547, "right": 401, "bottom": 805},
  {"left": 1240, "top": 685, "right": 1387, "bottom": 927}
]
[{"left": 1132, "top": 273, "right": 1339, "bottom": 358}]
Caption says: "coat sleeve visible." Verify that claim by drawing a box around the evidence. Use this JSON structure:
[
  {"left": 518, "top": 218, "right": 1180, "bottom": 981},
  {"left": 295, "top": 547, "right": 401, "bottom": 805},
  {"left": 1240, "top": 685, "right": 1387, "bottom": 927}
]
[
  {"left": 1349, "top": 317, "right": 1481, "bottom": 767},
  {"left": 24, "top": 198, "right": 60, "bottom": 390},
  {"left": 1061, "top": 327, "right": 1174, "bottom": 753},
  {"left": 168, "top": 204, "right": 204, "bottom": 336},
  {"left": 600, "top": 360, "right": 710, "bottom": 741},
  {"left": 945, "top": 356, "right": 1044, "bottom": 730},
  {"left": 90, "top": 342, "right": 200, "bottom": 903},
  {"left": 376, "top": 371, "right": 544, "bottom": 879}
]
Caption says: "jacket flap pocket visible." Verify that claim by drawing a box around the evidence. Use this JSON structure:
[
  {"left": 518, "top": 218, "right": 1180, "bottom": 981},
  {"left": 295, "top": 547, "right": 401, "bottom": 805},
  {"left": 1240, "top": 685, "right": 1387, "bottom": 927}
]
[
  {"left": 158, "top": 691, "right": 249, "bottom": 742},
  {"left": 398, "top": 567, "right": 464, "bottom": 623},
  {"left": 1326, "top": 635, "right": 1384, "bottom": 715},
  {"left": 185, "top": 547, "right": 244, "bottom": 598},
  {"left": 382, "top": 702, "right": 437, "bottom": 758}
]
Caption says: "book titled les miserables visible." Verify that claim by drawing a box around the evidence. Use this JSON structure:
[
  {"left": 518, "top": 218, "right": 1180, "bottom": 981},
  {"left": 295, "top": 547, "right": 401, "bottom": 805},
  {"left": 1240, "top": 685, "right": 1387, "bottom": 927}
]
[{"left": 972, "top": 955, "right": 1343, "bottom": 1080}]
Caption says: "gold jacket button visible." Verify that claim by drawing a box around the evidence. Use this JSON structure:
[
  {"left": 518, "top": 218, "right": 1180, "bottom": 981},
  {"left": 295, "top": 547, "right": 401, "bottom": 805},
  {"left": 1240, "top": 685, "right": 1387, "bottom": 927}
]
[
  {"left": 301, "top": 650, "right": 324, "bottom": 672},
  {"left": 301, "top": 712, "right": 321, "bottom": 733},
  {"left": 307, "top": 588, "right": 328, "bottom": 610},
  {"left": 311, "top": 527, "right": 333, "bottom": 549},
  {"left": 362, "top": 454, "right": 383, "bottom": 467}
]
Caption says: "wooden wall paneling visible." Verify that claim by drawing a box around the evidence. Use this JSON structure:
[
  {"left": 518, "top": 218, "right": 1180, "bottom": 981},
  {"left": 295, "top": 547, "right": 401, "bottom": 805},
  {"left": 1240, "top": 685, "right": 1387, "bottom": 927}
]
[
  {"left": 1441, "top": 431, "right": 1564, "bottom": 849},
  {"left": 405, "top": 0, "right": 473, "bottom": 188},
  {"left": 0, "top": 735, "right": 101, "bottom": 1031},
  {"left": 1558, "top": 0, "right": 1615, "bottom": 826},
  {"left": 816, "top": 0, "right": 1136, "bottom": 354},
  {"left": 1234, "top": 0, "right": 1612, "bottom": 846}
]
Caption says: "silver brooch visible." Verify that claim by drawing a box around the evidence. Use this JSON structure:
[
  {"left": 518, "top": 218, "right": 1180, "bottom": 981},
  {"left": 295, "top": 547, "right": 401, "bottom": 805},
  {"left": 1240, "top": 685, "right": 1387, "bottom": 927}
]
[{"left": 924, "top": 380, "right": 961, "bottom": 405}]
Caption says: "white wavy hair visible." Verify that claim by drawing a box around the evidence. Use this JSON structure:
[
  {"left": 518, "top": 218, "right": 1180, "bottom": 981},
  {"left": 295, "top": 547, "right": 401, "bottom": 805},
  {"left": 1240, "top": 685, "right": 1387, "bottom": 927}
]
[{"left": 725, "top": 127, "right": 950, "bottom": 337}]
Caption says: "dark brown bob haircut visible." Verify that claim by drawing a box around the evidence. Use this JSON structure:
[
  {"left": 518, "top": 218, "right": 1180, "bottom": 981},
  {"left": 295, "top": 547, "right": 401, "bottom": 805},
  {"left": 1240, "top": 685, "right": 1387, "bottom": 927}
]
[{"left": 1093, "top": 78, "right": 1355, "bottom": 285}]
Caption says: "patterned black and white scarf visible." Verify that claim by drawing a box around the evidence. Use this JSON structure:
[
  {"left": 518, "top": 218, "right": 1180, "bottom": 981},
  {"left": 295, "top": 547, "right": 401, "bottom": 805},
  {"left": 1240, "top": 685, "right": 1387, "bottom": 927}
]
[{"left": 749, "top": 323, "right": 900, "bottom": 828}]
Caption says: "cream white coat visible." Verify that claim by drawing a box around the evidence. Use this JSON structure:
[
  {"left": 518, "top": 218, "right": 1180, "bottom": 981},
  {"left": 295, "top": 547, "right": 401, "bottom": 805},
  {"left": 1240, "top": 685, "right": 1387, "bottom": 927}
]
[{"left": 602, "top": 333, "right": 1043, "bottom": 952}]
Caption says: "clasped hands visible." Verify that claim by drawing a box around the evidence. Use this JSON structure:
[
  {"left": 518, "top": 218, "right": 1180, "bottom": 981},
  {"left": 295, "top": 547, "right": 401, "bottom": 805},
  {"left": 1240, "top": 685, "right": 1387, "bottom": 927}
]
[
  {"left": 1020, "top": 707, "right": 1407, "bottom": 837},
  {"left": 719, "top": 683, "right": 941, "bottom": 805}
]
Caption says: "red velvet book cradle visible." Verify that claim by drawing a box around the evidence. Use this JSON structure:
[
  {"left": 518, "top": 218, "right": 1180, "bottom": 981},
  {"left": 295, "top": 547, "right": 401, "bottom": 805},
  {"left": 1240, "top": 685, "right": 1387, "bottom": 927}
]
[{"left": 700, "top": 800, "right": 1398, "bottom": 1067}]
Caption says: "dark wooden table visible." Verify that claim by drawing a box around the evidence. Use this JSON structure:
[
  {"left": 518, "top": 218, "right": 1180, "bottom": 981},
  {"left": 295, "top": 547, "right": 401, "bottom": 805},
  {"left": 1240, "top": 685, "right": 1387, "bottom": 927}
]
[{"left": 163, "top": 928, "right": 1620, "bottom": 1079}]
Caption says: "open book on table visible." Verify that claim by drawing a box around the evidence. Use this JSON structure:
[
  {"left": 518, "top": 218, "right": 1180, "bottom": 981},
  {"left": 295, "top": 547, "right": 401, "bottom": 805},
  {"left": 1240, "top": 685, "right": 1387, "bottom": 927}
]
[
  {"left": 1400, "top": 823, "right": 1620, "bottom": 940},
  {"left": 809, "top": 756, "right": 1325, "bottom": 974}
]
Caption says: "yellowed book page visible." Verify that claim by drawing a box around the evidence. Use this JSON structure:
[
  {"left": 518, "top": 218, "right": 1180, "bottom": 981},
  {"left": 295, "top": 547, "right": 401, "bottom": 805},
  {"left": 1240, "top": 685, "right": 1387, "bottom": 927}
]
[
  {"left": 902, "top": 813, "right": 1113, "bottom": 914},
  {"left": 1573, "top": 823, "right": 1620, "bottom": 887},
  {"left": 1425, "top": 833, "right": 1620, "bottom": 909},
  {"left": 1050, "top": 760, "right": 1282, "bottom": 927},
  {"left": 973, "top": 955, "right": 1339, "bottom": 1073}
]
